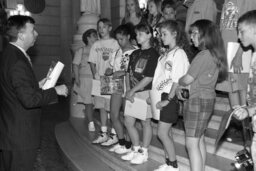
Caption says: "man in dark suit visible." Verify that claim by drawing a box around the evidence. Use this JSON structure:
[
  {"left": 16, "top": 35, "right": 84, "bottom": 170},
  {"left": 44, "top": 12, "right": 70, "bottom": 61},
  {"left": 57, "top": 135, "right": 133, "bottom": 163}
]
[{"left": 0, "top": 15, "right": 68, "bottom": 171}]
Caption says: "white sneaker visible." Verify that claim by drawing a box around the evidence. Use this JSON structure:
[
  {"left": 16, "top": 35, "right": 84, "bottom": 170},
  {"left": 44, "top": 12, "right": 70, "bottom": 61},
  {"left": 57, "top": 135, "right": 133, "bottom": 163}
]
[
  {"left": 130, "top": 149, "right": 148, "bottom": 164},
  {"left": 101, "top": 133, "right": 118, "bottom": 146},
  {"left": 109, "top": 144, "right": 121, "bottom": 152},
  {"left": 154, "top": 164, "right": 179, "bottom": 171},
  {"left": 88, "top": 122, "right": 95, "bottom": 132},
  {"left": 92, "top": 132, "right": 108, "bottom": 144},
  {"left": 121, "top": 150, "right": 137, "bottom": 161},
  {"left": 154, "top": 164, "right": 168, "bottom": 171},
  {"left": 115, "top": 146, "right": 132, "bottom": 154}
]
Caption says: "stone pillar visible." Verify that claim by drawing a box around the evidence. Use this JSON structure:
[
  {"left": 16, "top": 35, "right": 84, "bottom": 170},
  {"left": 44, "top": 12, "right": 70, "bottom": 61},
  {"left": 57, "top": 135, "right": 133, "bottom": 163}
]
[
  {"left": 70, "top": 0, "right": 101, "bottom": 118},
  {"left": 70, "top": 0, "right": 100, "bottom": 53}
]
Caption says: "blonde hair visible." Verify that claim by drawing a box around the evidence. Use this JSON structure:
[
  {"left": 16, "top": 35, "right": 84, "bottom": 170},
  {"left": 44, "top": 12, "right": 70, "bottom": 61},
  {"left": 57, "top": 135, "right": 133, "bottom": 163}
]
[{"left": 124, "top": 0, "right": 142, "bottom": 22}]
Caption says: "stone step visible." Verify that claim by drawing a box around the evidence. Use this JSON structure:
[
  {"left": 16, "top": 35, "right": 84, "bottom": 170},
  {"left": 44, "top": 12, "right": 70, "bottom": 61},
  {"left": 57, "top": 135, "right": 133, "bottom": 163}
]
[
  {"left": 69, "top": 117, "right": 236, "bottom": 171},
  {"left": 56, "top": 120, "right": 162, "bottom": 171},
  {"left": 55, "top": 121, "right": 114, "bottom": 171}
]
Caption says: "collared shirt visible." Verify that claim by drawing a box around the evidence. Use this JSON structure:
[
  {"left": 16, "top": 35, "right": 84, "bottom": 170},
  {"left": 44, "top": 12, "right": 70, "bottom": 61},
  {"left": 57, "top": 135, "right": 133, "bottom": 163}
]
[{"left": 10, "top": 42, "right": 32, "bottom": 66}]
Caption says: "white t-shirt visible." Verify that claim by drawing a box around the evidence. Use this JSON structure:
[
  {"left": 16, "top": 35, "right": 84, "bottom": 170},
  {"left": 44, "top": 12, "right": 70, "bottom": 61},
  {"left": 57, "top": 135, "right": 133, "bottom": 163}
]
[
  {"left": 88, "top": 38, "right": 119, "bottom": 77},
  {"left": 109, "top": 48, "right": 137, "bottom": 72},
  {"left": 152, "top": 47, "right": 190, "bottom": 93}
]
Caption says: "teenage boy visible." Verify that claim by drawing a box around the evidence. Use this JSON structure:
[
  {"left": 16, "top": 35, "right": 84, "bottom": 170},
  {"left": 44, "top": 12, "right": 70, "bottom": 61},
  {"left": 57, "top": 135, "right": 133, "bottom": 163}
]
[
  {"left": 161, "top": 0, "right": 176, "bottom": 21},
  {"left": 233, "top": 10, "right": 256, "bottom": 171},
  {"left": 88, "top": 18, "right": 120, "bottom": 146}
]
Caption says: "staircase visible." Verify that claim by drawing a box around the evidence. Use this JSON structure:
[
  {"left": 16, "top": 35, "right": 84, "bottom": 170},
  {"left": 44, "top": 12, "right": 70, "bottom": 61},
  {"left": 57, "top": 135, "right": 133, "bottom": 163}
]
[{"left": 55, "top": 96, "right": 240, "bottom": 171}]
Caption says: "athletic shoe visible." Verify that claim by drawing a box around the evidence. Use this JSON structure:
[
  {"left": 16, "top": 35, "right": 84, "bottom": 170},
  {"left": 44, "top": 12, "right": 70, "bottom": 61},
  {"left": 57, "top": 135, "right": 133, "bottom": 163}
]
[
  {"left": 121, "top": 150, "right": 137, "bottom": 161},
  {"left": 130, "top": 149, "right": 148, "bottom": 164},
  {"left": 109, "top": 144, "right": 121, "bottom": 152},
  {"left": 154, "top": 164, "right": 180, "bottom": 171},
  {"left": 88, "top": 122, "right": 95, "bottom": 132},
  {"left": 115, "top": 146, "right": 132, "bottom": 154},
  {"left": 101, "top": 133, "right": 118, "bottom": 146},
  {"left": 92, "top": 131, "right": 108, "bottom": 144}
]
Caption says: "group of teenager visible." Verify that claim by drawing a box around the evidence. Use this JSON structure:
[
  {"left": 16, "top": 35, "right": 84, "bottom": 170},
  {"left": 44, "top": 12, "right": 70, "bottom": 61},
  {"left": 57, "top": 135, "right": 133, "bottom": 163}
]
[{"left": 72, "top": 1, "right": 256, "bottom": 171}]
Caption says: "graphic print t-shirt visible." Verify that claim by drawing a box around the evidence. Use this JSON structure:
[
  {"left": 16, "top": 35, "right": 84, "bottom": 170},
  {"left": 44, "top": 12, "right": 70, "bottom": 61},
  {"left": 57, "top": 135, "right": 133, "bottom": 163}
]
[
  {"left": 88, "top": 38, "right": 119, "bottom": 76},
  {"left": 109, "top": 48, "right": 137, "bottom": 72},
  {"left": 152, "top": 47, "right": 190, "bottom": 93},
  {"left": 127, "top": 47, "right": 159, "bottom": 91}
]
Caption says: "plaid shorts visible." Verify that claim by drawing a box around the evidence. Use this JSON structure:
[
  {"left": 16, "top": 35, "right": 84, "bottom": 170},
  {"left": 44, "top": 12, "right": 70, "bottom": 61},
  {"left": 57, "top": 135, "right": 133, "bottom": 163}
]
[{"left": 183, "top": 97, "right": 215, "bottom": 137}]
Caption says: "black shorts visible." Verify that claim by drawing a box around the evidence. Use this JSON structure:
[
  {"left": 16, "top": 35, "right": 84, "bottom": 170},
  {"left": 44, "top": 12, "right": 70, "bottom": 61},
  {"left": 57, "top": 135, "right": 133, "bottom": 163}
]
[{"left": 159, "top": 97, "right": 179, "bottom": 124}]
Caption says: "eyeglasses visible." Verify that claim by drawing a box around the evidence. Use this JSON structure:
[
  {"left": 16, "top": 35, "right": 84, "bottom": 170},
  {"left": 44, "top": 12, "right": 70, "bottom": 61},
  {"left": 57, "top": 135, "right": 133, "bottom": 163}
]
[{"left": 190, "top": 31, "right": 199, "bottom": 37}]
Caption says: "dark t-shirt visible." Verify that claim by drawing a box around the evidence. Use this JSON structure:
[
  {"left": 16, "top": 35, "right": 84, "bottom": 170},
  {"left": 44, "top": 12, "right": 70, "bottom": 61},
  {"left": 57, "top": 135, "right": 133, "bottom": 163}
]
[{"left": 127, "top": 47, "right": 159, "bottom": 91}]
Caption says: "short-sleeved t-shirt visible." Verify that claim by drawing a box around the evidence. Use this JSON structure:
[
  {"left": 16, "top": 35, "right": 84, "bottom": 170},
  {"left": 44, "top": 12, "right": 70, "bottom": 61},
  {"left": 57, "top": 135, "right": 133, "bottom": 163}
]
[
  {"left": 109, "top": 48, "right": 137, "bottom": 72},
  {"left": 188, "top": 50, "right": 219, "bottom": 99},
  {"left": 72, "top": 46, "right": 92, "bottom": 78},
  {"left": 88, "top": 38, "right": 119, "bottom": 76},
  {"left": 152, "top": 47, "right": 190, "bottom": 93},
  {"left": 127, "top": 47, "right": 159, "bottom": 91}
]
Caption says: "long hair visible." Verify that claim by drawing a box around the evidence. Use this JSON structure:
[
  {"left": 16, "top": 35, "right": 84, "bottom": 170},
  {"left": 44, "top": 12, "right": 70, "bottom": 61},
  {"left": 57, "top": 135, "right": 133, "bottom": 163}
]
[
  {"left": 147, "top": 0, "right": 162, "bottom": 26},
  {"left": 158, "top": 20, "right": 192, "bottom": 59},
  {"left": 190, "top": 20, "right": 228, "bottom": 83},
  {"left": 124, "top": 0, "right": 142, "bottom": 22},
  {"left": 135, "top": 22, "right": 159, "bottom": 50}
]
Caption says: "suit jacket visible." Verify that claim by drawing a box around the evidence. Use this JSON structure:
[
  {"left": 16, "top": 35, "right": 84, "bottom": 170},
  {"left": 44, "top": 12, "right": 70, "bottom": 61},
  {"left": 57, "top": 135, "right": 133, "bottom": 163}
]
[{"left": 0, "top": 44, "right": 58, "bottom": 150}]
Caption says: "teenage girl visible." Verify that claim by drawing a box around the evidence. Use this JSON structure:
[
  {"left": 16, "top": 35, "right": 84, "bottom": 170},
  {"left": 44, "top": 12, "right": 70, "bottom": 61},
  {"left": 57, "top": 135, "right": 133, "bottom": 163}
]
[
  {"left": 106, "top": 24, "right": 137, "bottom": 154},
  {"left": 122, "top": 0, "right": 144, "bottom": 26},
  {"left": 147, "top": 0, "right": 164, "bottom": 36},
  {"left": 122, "top": 0, "right": 146, "bottom": 45},
  {"left": 178, "top": 20, "right": 228, "bottom": 171},
  {"left": 122, "top": 23, "right": 159, "bottom": 164},
  {"left": 153, "top": 20, "right": 190, "bottom": 171}
]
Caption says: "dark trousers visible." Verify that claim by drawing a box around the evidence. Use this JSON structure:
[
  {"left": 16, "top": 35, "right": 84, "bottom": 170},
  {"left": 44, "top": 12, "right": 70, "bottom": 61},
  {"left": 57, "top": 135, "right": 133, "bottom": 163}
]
[{"left": 0, "top": 148, "right": 37, "bottom": 171}]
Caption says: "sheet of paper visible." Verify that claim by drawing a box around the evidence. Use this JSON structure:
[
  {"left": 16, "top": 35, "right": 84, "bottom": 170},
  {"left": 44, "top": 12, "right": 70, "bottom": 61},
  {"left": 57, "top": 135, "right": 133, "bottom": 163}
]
[
  {"left": 124, "top": 97, "right": 148, "bottom": 121},
  {"left": 42, "top": 61, "right": 64, "bottom": 90}
]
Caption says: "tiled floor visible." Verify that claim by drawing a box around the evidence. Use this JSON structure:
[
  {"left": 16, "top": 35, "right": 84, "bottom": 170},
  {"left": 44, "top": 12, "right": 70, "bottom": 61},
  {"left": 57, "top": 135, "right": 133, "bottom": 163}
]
[{"left": 34, "top": 97, "right": 70, "bottom": 171}]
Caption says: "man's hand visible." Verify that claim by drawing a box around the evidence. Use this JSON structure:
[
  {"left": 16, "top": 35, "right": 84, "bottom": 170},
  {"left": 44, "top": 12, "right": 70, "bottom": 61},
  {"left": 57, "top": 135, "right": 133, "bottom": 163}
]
[
  {"left": 233, "top": 107, "right": 249, "bottom": 120},
  {"left": 55, "top": 85, "right": 68, "bottom": 97},
  {"left": 39, "top": 77, "right": 48, "bottom": 89}
]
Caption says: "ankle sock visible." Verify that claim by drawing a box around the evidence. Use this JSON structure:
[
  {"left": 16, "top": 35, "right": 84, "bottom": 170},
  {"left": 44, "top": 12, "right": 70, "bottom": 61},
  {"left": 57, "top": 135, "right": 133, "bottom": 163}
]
[
  {"left": 133, "top": 146, "right": 140, "bottom": 152},
  {"left": 125, "top": 141, "right": 132, "bottom": 149},
  {"left": 111, "top": 128, "right": 116, "bottom": 134},
  {"left": 118, "top": 138, "right": 125, "bottom": 146},
  {"left": 166, "top": 159, "right": 178, "bottom": 168},
  {"left": 101, "top": 126, "right": 107, "bottom": 133},
  {"left": 141, "top": 147, "right": 148, "bottom": 153}
]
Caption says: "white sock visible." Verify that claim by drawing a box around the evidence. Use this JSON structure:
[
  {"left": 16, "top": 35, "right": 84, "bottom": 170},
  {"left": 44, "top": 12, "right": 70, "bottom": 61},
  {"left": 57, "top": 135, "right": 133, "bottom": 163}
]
[
  {"left": 101, "top": 126, "right": 107, "bottom": 133},
  {"left": 111, "top": 128, "right": 116, "bottom": 134},
  {"left": 141, "top": 147, "right": 148, "bottom": 153},
  {"left": 133, "top": 146, "right": 140, "bottom": 152}
]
